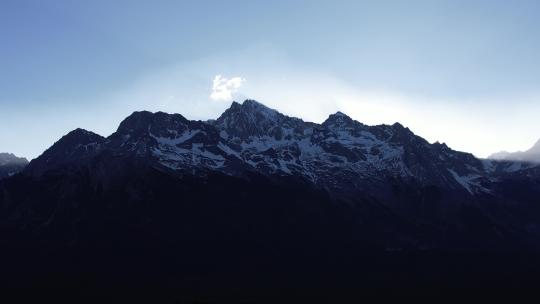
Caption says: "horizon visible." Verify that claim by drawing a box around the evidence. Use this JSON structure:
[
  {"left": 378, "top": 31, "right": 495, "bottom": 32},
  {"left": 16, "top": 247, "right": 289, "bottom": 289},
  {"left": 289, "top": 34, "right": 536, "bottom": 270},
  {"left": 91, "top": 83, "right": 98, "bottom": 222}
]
[{"left": 2, "top": 1, "right": 540, "bottom": 159}]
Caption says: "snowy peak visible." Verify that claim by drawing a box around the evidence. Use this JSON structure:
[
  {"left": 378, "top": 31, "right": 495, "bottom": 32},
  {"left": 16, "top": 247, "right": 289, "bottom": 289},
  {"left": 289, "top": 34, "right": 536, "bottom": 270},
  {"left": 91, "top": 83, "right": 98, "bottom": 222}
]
[
  {"left": 218, "top": 99, "right": 280, "bottom": 122},
  {"left": 108, "top": 111, "right": 211, "bottom": 158},
  {"left": 322, "top": 111, "right": 359, "bottom": 130},
  {"left": 241, "top": 99, "right": 280, "bottom": 118},
  {"left": 215, "top": 99, "right": 306, "bottom": 140},
  {"left": 216, "top": 99, "right": 280, "bottom": 125}
]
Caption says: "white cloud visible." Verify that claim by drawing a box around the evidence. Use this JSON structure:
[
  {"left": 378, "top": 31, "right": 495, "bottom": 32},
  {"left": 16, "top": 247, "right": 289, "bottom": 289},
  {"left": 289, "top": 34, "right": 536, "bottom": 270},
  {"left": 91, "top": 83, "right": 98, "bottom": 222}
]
[{"left": 210, "top": 75, "right": 245, "bottom": 101}]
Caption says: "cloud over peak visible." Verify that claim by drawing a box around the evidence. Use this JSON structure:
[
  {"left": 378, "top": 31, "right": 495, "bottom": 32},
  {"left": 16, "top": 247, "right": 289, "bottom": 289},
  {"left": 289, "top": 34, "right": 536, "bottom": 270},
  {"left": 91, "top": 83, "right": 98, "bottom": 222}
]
[{"left": 210, "top": 75, "right": 245, "bottom": 101}]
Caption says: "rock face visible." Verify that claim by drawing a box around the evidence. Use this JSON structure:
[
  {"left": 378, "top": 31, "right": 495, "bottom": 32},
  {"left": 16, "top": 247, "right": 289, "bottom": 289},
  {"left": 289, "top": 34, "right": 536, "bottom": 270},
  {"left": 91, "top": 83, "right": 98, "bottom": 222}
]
[
  {"left": 0, "top": 153, "right": 28, "bottom": 179},
  {"left": 2, "top": 100, "right": 540, "bottom": 289}
]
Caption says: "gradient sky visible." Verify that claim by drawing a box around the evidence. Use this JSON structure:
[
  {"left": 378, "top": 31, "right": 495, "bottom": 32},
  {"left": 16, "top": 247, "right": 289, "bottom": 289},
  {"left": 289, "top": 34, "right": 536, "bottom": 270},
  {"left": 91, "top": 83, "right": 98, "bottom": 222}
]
[{"left": 2, "top": 0, "right": 540, "bottom": 159}]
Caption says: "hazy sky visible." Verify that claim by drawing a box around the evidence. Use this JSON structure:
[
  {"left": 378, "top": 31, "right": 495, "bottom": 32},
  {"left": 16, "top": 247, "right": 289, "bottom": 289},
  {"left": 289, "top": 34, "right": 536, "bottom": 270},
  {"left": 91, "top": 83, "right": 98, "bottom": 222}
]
[{"left": 2, "top": 0, "right": 540, "bottom": 159}]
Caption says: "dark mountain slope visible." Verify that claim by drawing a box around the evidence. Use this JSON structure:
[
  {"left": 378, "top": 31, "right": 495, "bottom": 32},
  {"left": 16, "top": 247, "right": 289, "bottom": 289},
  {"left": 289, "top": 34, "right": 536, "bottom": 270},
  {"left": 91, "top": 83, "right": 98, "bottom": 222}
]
[{"left": 2, "top": 154, "right": 538, "bottom": 290}]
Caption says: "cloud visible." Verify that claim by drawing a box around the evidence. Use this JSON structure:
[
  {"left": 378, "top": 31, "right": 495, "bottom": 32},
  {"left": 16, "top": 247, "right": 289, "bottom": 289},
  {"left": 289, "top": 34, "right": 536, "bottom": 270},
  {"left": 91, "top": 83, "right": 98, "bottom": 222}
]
[{"left": 210, "top": 75, "right": 246, "bottom": 101}]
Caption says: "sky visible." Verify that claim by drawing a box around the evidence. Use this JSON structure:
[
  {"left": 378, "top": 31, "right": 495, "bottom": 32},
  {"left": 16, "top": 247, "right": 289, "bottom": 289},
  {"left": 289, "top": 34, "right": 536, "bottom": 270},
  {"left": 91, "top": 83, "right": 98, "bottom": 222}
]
[{"left": 1, "top": 0, "right": 540, "bottom": 160}]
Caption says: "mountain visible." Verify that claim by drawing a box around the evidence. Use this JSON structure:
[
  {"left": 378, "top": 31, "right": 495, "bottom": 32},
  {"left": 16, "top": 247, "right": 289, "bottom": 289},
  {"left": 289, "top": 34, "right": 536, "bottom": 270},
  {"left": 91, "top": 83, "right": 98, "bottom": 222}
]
[
  {"left": 27, "top": 100, "right": 493, "bottom": 195},
  {"left": 2, "top": 99, "right": 540, "bottom": 291},
  {"left": 490, "top": 138, "right": 540, "bottom": 163},
  {"left": 11, "top": 99, "right": 540, "bottom": 246},
  {"left": 0, "top": 153, "right": 28, "bottom": 179}
]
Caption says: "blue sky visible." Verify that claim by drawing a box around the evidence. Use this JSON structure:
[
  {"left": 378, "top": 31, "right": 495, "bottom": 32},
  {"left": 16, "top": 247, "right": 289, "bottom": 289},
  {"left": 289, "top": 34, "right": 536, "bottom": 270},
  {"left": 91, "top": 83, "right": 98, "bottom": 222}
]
[{"left": 2, "top": 0, "right": 540, "bottom": 159}]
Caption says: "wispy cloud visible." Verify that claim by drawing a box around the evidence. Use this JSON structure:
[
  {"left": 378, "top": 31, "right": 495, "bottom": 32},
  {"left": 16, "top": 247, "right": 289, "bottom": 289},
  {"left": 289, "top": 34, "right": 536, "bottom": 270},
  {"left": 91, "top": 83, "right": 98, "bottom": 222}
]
[{"left": 210, "top": 75, "right": 246, "bottom": 101}]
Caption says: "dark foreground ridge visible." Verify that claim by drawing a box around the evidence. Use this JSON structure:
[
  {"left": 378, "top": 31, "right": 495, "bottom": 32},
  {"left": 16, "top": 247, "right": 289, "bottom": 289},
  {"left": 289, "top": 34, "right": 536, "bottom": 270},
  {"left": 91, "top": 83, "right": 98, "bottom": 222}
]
[{"left": 1, "top": 100, "right": 540, "bottom": 297}]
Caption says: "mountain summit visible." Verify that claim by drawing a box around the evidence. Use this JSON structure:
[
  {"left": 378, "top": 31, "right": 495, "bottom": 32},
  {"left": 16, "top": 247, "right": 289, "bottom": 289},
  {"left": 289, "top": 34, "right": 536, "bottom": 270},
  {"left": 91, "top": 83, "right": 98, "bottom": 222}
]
[{"left": 214, "top": 99, "right": 309, "bottom": 140}]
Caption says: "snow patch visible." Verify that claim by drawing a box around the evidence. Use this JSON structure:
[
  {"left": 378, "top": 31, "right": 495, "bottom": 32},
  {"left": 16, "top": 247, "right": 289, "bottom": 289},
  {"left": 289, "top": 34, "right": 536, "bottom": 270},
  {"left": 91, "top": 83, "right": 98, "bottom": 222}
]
[{"left": 447, "top": 169, "right": 486, "bottom": 194}]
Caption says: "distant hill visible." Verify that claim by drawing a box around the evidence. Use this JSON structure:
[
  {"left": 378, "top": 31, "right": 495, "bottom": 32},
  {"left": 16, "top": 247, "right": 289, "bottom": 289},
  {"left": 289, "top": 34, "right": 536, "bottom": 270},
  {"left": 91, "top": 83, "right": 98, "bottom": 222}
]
[
  {"left": 0, "top": 153, "right": 28, "bottom": 179},
  {"left": 489, "top": 139, "right": 540, "bottom": 163}
]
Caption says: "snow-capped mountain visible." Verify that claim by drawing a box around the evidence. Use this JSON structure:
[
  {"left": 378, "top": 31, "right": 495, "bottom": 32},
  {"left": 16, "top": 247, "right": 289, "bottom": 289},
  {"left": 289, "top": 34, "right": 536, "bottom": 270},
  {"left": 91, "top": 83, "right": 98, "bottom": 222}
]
[
  {"left": 26, "top": 100, "right": 500, "bottom": 198},
  {"left": 4, "top": 100, "right": 540, "bottom": 289},
  {"left": 16, "top": 99, "right": 540, "bottom": 245},
  {"left": 0, "top": 153, "right": 28, "bottom": 179}
]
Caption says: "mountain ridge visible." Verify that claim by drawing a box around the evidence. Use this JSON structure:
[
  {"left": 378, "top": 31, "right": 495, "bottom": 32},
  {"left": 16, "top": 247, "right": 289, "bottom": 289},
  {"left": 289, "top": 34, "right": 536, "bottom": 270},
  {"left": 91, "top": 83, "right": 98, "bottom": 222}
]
[
  {"left": 24, "top": 99, "right": 502, "bottom": 197},
  {"left": 8, "top": 99, "right": 540, "bottom": 246}
]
